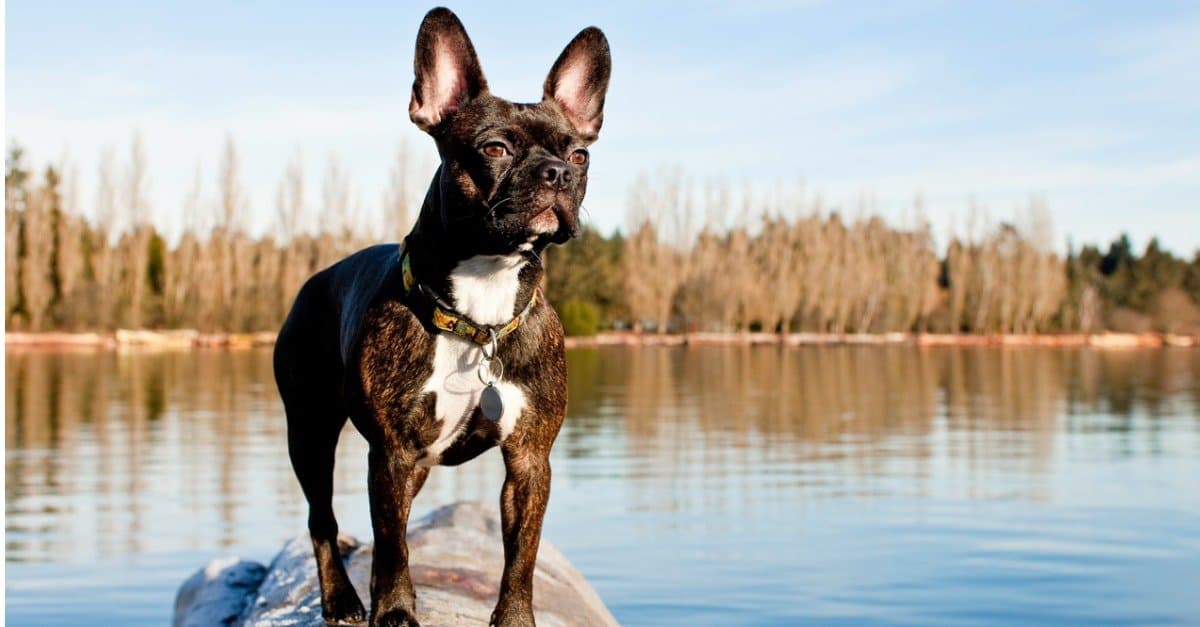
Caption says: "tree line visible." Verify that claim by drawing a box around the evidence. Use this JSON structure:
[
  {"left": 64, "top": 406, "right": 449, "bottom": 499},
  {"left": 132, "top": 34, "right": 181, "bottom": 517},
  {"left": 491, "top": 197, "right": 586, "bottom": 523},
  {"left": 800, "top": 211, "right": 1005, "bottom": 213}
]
[
  {"left": 5, "top": 136, "right": 411, "bottom": 332},
  {"left": 547, "top": 170, "right": 1200, "bottom": 335},
  {"left": 6, "top": 142, "right": 1200, "bottom": 335}
]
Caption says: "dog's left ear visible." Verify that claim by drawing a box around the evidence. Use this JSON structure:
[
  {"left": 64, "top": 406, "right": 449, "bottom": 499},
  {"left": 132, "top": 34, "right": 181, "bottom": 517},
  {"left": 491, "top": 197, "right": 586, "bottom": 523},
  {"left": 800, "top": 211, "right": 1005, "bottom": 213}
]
[{"left": 543, "top": 27, "right": 611, "bottom": 140}]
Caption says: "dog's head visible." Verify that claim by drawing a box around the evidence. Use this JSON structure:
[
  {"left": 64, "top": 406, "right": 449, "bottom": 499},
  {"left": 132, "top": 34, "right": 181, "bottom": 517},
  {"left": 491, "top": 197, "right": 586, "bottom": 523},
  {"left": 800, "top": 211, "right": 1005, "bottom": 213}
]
[{"left": 409, "top": 7, "right": 610, "bottom": 255}]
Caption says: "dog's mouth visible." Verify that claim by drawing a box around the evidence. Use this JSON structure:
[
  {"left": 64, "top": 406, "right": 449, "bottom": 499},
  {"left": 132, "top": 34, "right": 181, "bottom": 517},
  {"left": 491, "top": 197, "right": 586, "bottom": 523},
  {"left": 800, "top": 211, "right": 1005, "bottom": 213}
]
[
  {"left": 529, "top": 207, "right": 560, "bottom": 234},
  {"left": 483, "top": 192, "right": 579, "bottom": 253},
  {"left": 522, "top": 198, "right": 578, "bottom": 236}
]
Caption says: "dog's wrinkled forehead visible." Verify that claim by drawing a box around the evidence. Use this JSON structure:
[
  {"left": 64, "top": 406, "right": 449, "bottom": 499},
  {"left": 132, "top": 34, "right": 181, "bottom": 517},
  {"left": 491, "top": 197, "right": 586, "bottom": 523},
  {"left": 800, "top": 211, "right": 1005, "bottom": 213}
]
[{"left": 441, "top": 96, "right": 583, "bottom": 153}]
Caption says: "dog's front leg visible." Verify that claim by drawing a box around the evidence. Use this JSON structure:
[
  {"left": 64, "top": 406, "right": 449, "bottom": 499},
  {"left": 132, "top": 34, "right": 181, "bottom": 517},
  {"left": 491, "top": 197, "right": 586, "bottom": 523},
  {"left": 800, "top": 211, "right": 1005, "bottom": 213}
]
[
  {"left": 367, "top": 444, "right": 429, "bottom": 627},
  {"left": 491, "top": 445, "right": 553, "bottom": 627}
]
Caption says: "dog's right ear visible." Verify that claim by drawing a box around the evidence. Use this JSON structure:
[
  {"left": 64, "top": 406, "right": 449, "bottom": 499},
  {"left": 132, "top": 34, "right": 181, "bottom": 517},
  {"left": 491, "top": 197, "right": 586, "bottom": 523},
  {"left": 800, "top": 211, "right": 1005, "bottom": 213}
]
[{"left": 409, "top": 7, "right": 488, "bottom": 133}]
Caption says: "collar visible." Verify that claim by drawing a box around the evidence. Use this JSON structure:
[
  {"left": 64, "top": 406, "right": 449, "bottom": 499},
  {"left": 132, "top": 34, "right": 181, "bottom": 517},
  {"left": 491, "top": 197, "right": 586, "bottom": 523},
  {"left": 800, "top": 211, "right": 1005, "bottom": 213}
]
[{"left": 399, "top": 246, "right": 540, "bottom": 346}]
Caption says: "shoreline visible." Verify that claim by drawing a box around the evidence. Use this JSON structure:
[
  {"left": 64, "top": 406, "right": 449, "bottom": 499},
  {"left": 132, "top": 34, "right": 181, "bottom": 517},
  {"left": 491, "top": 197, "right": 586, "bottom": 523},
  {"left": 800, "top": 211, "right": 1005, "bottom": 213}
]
[
  {"left": 4, "top": 329, "right": 277, "bottom": 350},
  {"left": 5, "top": 329, "right": 1197, "bottom": 350},
  {"left": 564, "top": 331, "right": 1198, "bottom": 349}
]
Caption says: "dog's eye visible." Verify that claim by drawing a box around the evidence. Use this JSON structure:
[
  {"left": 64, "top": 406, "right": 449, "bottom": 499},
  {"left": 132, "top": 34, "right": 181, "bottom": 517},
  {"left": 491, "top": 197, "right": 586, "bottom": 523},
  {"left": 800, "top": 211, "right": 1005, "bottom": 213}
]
[
  {"left": 483, "top": 143, "right": 510, "bottom": 158},
  {"left": 568, "top": 149, "right": 588, "bottom": 166}
]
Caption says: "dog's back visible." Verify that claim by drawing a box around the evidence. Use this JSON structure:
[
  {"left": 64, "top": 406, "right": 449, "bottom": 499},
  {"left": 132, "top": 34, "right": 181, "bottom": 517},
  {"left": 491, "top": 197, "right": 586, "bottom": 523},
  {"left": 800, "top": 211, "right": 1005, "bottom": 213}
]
[{"left": 275, "top": 245, "right": 400, "bottom": 387}]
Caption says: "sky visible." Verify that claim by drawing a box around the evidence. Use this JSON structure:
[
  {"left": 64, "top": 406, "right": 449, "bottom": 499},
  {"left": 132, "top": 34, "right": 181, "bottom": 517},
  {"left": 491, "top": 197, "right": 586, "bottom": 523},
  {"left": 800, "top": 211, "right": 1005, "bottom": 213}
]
[{"left": 6, "top": 1, "right": 1199, "bottom": 254}]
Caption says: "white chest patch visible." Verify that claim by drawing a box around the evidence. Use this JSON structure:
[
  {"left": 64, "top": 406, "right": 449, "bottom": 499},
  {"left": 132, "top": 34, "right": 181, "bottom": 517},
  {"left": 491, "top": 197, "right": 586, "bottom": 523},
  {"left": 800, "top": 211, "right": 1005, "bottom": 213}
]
[
  {"left": 417, "top": 255, "right": 529, "bottom": 466},
  {"left": 448, "top": 254, "right": 526, "bottom": 326}
]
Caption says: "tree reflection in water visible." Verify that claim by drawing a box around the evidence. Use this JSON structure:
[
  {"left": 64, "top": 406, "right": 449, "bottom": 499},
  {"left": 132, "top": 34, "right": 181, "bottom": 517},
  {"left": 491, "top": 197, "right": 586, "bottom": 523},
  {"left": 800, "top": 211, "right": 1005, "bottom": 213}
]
[{"left": 5, "top": 345, "right": 1198, "bottom": 562}]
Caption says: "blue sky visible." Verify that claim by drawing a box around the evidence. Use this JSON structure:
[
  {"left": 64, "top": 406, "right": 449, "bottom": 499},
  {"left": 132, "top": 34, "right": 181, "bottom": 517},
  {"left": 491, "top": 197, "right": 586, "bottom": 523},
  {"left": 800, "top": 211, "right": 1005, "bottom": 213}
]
[{"left": 7, "top": 1, "right": 1199, "bottom": 253}]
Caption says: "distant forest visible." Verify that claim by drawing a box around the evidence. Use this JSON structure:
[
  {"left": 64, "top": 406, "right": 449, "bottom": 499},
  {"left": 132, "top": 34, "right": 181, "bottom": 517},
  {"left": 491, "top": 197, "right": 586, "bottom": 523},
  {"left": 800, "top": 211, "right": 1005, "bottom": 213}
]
[{"left": 6, "top": 138, "right": 1200, "bottom": 336}]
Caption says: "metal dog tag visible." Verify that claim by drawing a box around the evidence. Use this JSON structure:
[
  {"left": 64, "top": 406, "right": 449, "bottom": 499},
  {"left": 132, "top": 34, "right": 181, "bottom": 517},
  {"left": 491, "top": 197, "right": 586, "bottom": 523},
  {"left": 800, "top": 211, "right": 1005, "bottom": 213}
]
[
  {"left": 481, "top": 384, "right": 504, "bottom": 422},
  {"left": 478, "top": 330, "right": 504, "bottom": 422}
]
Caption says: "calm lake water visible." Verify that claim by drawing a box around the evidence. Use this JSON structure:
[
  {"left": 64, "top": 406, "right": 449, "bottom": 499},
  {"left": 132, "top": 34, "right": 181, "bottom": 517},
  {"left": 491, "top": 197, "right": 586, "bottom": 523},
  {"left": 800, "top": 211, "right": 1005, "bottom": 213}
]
[{"left": 5, "top": 345, "right": 1200, "bottom": 626}]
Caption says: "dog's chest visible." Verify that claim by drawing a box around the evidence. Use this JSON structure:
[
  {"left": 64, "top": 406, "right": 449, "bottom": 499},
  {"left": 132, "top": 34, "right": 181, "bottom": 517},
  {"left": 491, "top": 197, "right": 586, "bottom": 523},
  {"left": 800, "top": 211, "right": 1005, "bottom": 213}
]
[{"left": 418, "top": 255, "right": 528, "bottom": 465}]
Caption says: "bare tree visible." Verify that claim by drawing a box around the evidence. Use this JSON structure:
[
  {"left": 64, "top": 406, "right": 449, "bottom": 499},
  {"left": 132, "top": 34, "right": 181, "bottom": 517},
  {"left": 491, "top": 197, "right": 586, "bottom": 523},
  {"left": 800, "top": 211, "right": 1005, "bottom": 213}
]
[
  {"left": 88, "top": 146, "right": 121, "bottom": 327},
  {"left": 382, "top": 142, "right": 414, "bottom": 241},
  {"left": 276, "top": 150, "right": 305, "bottom": 242},
  {"left": 123, "top": 133, "right": 152, "bottom": 328},
  {"left": 624, "top": 169, "right": 693, "bottom": 332},
  {"left": 322, "top": 154, "right": 353, "bottom": 250},
  {"left": 165, "top": 165, "right": 204, "bottom": 326},
  {"left": 52, "top": 160, "right": 87, "bottom": 327},
  {"left": 19, "top": 169, "right": 57, "bottom": 330},
  {"left": 205, "top": 135, "right": 252, "bottom": 330},
  {"left": 5, "top": 146, "right": 31, "bottom": 328},
  {"left": 276, "top": 150, "right": 316, "bottom": 321},
  {"left": 218, "top": 134, "right": 247, "bottom": 233},
  {"left": 1019, "top": 198, "right": 1065, "bottom": 332}
]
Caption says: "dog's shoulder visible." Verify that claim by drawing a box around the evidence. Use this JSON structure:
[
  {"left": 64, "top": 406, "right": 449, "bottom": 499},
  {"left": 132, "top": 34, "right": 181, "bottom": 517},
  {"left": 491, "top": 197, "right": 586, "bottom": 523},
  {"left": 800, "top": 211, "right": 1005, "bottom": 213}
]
[
  {"left": 325, "top": 244, "right": 411, "bottom": 364},
  {"left": 501, "top": 294, "right": 567, "bottom": 383}
]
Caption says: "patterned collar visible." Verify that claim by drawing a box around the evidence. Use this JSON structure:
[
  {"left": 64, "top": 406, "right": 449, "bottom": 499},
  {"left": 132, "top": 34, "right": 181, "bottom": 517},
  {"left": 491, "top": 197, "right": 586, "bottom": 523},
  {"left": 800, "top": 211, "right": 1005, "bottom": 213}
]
[{"left": 399, "top": 246, "right": 540, "bottom": 346}]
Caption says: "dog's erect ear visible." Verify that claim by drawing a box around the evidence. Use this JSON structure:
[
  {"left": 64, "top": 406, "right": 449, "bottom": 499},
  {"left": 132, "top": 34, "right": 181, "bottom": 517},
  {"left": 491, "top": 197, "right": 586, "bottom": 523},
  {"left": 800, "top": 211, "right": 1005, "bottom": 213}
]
[
  {"left": 543, "top": 27, "right": 611, "bottom": 140},
  {"left": 409, "top": 7, "right": 488, "bottom": 132}
]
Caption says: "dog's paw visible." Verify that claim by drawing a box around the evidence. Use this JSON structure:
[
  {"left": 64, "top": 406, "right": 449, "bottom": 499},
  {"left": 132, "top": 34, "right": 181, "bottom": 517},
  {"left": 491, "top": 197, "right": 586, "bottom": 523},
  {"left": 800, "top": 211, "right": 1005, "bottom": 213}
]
[
  {"left": 321, "top": 587, "right": 367, "bottom": 626},
  {"left": 489, "top": 606, "right": 536, "bottom": 627},
  {"left": 371, "top": 607, "right": 421, "bottom": 627}
]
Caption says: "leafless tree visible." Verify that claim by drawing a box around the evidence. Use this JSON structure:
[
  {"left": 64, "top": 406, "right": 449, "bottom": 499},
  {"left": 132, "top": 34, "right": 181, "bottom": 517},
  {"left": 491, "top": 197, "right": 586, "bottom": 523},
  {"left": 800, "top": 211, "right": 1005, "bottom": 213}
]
[
  {"left": 382, "top": 142, "right": 414, "bottom": 241},
  {"left": 164, "top": 165, "right": 204, "bottom": 326},
  {"left": 275, "top": 150, "right": 314, "bottom": 321},
  {"left": 122, "top": 133, "right": 152, "bottom": 328},
  {"left": 322, "top": 155, "right": 350, "bottom": 239},
  {"left": 218, "top": 134, "right": 247, "bottom": 233},
  {"left": 18, "top": 170, "right": 58, "bottom": 330},
  {"left": 624, "top": 169, "right": 694, "bottom": 332},
  {"left": 276, "top": 150, "right": 305, "bottom": 242},
  {"left": 51, "top": 160, "right": 88, "bottom": 328}
]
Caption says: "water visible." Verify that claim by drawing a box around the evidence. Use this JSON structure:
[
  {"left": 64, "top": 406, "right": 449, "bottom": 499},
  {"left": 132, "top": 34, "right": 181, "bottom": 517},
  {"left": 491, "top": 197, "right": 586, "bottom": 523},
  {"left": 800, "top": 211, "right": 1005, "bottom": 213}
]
[{"left": 5, "top": 345, "right": 1200, "bottom": 626}]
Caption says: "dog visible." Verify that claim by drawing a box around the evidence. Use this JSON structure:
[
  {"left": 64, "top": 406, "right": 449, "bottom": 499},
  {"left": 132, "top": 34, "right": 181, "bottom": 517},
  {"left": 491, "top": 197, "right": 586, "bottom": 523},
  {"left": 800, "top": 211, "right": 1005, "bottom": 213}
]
[{"left": 272, "top": 7, "right": 610, "bottom": 627}]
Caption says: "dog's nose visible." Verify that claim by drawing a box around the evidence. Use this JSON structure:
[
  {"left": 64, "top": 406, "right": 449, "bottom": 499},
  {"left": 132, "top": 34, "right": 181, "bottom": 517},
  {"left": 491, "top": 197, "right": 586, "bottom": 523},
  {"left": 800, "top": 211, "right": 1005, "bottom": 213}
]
[{"left": 537, "top": 160, "right": 573, "bottom": 190}]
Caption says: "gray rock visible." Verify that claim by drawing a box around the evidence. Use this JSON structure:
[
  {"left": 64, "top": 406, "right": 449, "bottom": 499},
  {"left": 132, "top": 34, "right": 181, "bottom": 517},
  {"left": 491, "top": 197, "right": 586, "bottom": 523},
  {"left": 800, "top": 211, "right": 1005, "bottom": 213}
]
[
  {"left": 173, "top": 556, "right": 269, "bottom": 627},
  {"left": 174, "top": 502, "right": 618, "bottom": 627}
]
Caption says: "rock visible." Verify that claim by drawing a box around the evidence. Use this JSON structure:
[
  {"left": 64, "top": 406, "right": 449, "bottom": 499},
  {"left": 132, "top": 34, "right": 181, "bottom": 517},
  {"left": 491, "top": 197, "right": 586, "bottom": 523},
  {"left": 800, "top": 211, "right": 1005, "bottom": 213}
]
[
  {"left": 173, "top": 502, "right": 617, "bottom": 627},
  {"left": 173, "top": 556, "right": 269, "bottom": 627}
]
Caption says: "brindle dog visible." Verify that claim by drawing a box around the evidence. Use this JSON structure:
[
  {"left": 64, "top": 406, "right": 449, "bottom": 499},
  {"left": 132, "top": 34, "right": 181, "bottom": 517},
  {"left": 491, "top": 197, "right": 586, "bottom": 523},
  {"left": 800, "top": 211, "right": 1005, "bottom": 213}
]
[{"left": 273, "top": 7, "right": 610, "bottom": 627}]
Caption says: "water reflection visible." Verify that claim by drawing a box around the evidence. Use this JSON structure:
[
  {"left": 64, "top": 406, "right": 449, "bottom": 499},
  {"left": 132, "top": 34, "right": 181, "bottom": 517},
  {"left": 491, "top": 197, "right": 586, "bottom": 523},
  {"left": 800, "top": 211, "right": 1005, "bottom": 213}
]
[
  {"left": 5, "top": 349, "right": 292, "bottom": 561},
  {"left": 567, "top": 346, "right": 1199, "bottom": 505},
  {"left": 5, "top": 346, "right": 1199, "bottom": 564}
]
